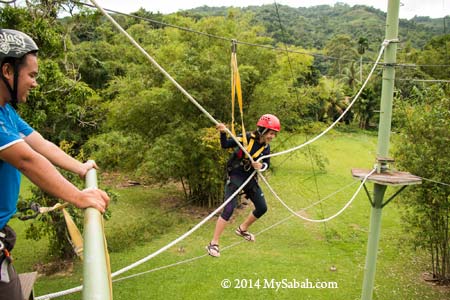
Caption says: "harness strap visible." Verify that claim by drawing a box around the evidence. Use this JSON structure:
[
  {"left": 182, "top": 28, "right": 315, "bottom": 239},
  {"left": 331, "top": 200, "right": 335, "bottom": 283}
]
[
  {"left": 0, "top": 257, "right": 10, "bottom": 283},
  {"left": 0, "top": 238, "right": 12, "bottom": 283},
  {"left": 230, "top": 39, "right": 247, "bottom": 147},
  {"left": 229, "top": 135, "right": 267, "bottom": 173},
  {"left": 62, "top": 208, "right": 84, "bottom": 260},
  {"left": 39, "top": 202, "right": 68, "bottom": 214},
  {"left": 13, "top": 203, "right": 83, "bottom": 259},
  {"left": 245, "top": 137, "right": 266, "bottom": 159}
]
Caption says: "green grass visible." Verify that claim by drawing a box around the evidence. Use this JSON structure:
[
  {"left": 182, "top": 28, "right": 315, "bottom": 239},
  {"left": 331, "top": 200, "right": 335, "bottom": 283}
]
[{"left": 13, "top": 131, "right": 450, "bottom": 299}]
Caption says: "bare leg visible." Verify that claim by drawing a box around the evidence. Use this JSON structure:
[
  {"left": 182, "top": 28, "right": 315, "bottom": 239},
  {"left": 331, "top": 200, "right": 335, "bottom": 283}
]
[
  {"left": 240, "top": 213, "right": 257, "bottom": 231},
  {"left": 211, "top": 216, "right": 228, "bottom": 245}
]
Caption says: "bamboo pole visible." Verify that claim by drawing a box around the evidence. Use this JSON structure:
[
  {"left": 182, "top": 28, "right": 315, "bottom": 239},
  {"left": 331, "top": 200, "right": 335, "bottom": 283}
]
[{"left": 361, "top": 1, "right": 400, "bottom": 299}]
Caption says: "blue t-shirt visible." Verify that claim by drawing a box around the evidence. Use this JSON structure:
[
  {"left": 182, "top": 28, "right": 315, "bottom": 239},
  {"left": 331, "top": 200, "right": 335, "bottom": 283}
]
[{"left": 0, "top": 103, "right": 34, "bottom": 229}]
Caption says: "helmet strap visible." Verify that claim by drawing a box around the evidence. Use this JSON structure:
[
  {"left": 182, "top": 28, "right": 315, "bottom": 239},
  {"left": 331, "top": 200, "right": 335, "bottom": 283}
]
[
  {"left": 11, "top": 62, "right": 19, "bottom": 109},
  {"left": 0, "top": 62, "right": 19, "bottom": 108},
  {"left": 257, "top": 126, "right": 268, "bottom": 136}
]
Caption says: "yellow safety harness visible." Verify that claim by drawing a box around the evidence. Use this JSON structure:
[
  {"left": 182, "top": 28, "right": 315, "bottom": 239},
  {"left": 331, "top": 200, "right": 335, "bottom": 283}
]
[
  {"left": 230, "top": 40, "right": 267, "bottom": 163},
  {"left": 230, "top": 39, "right": 248, "bottom": 148},
  {"left": 236, "top": 133, "right": 267, "bottom": 159},
  {"left": 231, "top": 133, "right": 268, "bottom": 172}
]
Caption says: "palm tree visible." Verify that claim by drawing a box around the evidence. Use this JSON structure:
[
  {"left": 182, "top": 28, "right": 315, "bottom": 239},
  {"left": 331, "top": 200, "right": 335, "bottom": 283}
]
[
  {"left": 357, "top": 37, "right": 369, "bottom": 83},
  {"left": 317, "top": 78, "right": 349, "bottom": 122}
]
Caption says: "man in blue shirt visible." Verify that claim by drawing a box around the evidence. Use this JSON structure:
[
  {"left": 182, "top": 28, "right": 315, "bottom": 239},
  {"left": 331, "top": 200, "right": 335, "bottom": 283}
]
[{"left": 0, "top": 29, "right": 110, "bottom": 300}]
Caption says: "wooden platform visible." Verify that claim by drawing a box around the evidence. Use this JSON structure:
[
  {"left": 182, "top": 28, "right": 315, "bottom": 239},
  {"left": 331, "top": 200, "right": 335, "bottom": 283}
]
[
  {"left": 19, "top": 272, "right": 37, "bottom": 300},
  {"left": 351, "top": 168, "right": 422, "bottom": 186}
]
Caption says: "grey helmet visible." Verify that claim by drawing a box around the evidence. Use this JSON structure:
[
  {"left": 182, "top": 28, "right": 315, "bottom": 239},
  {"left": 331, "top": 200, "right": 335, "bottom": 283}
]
[{"left": 0, "top": 29, "right": 39, "bottom": 108}]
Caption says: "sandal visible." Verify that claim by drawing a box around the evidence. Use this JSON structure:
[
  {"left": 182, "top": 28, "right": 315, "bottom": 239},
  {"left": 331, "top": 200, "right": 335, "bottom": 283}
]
[
  {"left": 206, "top": 243, "right": 220, "bottom": 257},
  {"left": 235, "top": 226, "right": 255, "bottom": 242}
]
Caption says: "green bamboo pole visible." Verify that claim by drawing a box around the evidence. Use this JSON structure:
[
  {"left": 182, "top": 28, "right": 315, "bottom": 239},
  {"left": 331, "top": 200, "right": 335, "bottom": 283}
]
[
  {"left": 82, "top": 162, "right": 112, "bottom": 300},
  {"left": 377, "top": 1, "right": 400, "bottom": 158},
  {"left": 361, "top": 1, "right": 400, "bottom": 299}
]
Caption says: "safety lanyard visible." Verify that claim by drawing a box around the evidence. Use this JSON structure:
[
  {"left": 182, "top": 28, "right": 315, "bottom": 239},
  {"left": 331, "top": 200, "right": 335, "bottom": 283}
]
[
  {"left": 14, "top": 203, "right": 84, "bottom": 260},
  {"left": 230, "top": 39, "right": 247, "bottom": 147}
]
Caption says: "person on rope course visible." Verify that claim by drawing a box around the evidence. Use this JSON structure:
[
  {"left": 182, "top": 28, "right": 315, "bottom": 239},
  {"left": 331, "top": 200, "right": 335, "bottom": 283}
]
[
  {"left": 0, "top": 29, "right": 110, "bottom": 300},
  {"left": 206, "top": 114, "right": 280, "bottom": 257}
]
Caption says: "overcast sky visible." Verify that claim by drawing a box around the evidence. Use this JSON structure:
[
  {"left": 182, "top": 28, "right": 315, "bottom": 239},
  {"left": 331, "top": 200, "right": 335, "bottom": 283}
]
[{"left": 90, "top": 0, "right": 449, "bottom": 20}]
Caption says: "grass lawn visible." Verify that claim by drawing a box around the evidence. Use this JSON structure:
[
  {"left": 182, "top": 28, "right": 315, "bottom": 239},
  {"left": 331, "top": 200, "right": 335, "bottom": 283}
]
[{"left": 12, "top": 130, "right": 450, "bottom": 299}]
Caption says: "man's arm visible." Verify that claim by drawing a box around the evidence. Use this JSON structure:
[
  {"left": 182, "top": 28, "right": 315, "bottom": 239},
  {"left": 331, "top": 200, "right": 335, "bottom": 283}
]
[
  {"left": 0, "top": 141, "right": 109, "bottom": 212},
  {"left": 24, "top": 131, "right": 94, "bottom": 178}
]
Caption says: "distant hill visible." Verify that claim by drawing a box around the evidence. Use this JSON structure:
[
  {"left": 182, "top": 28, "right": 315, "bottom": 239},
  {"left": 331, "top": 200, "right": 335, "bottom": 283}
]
[{"left": 181, "top": 3, "right": 448, "bottom": 51}]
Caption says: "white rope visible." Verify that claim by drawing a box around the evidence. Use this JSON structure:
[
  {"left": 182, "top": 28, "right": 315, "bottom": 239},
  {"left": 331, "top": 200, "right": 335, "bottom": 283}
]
[
  {"left": 90, "top": 0, "right": 388, "bottom": 196},
  {"left": 35, "top": 2, "right": 251, "bottom": 298},
  {"left": 111, "top": 172, "right": 254, "bottom": 277},
  {"left": 91, "top": 0, "right": 391, "bottom": 168},
  {"left": 35, "top": 171, "right": 256, "bottom": 300},
  {"left": 35, "top": 285, "right": 82, "bottom": 300},
  {"left": 257, "top": 40, "right": 390, "bottom": 162},
  {"left": 259, "top": 168, "right": 376, "bottom": 223},
  {"left": 88, "top": 0, "right": 256, "bottom": 165},
  {"left": 293, "top": 180, "right": 359, "bottom": 213},
  {"left": 111, "top": 180, "right": 359, "bottom": 283},
  {"left": 37, "top": 2, "right": 388, "bottom": 298},
  {"left": 36, "top": 178, "right": 357, "bottom": 299},
  {"left": 36, "top": 178, "right": 360, "bottom": 298}
]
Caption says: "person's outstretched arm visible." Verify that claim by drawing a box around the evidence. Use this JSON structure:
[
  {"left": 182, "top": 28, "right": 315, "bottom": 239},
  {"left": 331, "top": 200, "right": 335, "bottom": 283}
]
[
  {"left": 0, "top": 141, "right": 109, "bottom": 212},
  {"left": 24, "top": 131, "right": 95, "bottom": 178}
]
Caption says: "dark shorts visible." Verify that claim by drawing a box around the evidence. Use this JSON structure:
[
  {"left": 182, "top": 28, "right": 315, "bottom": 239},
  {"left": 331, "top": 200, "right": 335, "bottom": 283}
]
[
  {"left": 0, "top": 225, "right": 23, "bottom": 300},
  {"left": 221, "top": 175, "right": 268, "bottom": 221},
  {"left": 0, "top": 262, "right": 23, "bottom": 300}
]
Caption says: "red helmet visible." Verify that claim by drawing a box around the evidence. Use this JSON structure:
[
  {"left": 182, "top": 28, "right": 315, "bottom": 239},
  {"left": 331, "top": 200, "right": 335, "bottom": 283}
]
[{"left": 256, "top": 114, "right": 280, "bottom": 132}]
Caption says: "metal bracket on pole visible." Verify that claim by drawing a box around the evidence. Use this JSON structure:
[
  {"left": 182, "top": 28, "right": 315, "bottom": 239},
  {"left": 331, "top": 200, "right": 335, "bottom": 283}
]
[
  {"left": 363, "top": 183, "right": 374, "bottom": 207},
  {"left": 362, "top": 182, "right": 408, "bottom": 209},
  {"left": 376, "top": 157, "right": 394, "bottom": 173},
  {"left": 381, "top": 185, "right": 407, "bottom": 208}
]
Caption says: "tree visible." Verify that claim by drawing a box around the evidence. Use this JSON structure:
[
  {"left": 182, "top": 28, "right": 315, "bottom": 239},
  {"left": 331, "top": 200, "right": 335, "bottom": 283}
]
[
  {"left": 417, "top": 34, "right": 450, "bottom": 79},
  {"left": 82, "top": 11, "right": 281, "bottom": 206},
  {"left": 357, "top": 36, "right": 369, "bottom": 83},
  {"left": 353, "top": 85, "right": 378, "bottom": 129},
  {"left": 1, "top": 4, "right": 107, "bottom": 258},
  {"left": 324, "top": 34, "right": 359, "bottom": 78},
  {"left": 314, "top": 77, "right": 349, "bottom": 122},
  {"left": 134, "top": 126, "right": 227, "bottom": 207},
  {"left": 19, "top": 59, "right": 105, "bottom": 147},
  {"left": 0, "top": 5, "right": 64, "bottom": 58},
  {"left": 248, "top": 47, "right": 314, "bottom": 129},
  {"left": 395, "top": 86, "right": 450, "bottom": 283}
]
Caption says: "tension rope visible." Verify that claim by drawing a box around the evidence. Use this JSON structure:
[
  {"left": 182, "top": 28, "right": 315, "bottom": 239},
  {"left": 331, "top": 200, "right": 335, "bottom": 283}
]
[{"left": 36, "top": 1, "right": 394, "bottom": 298}]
